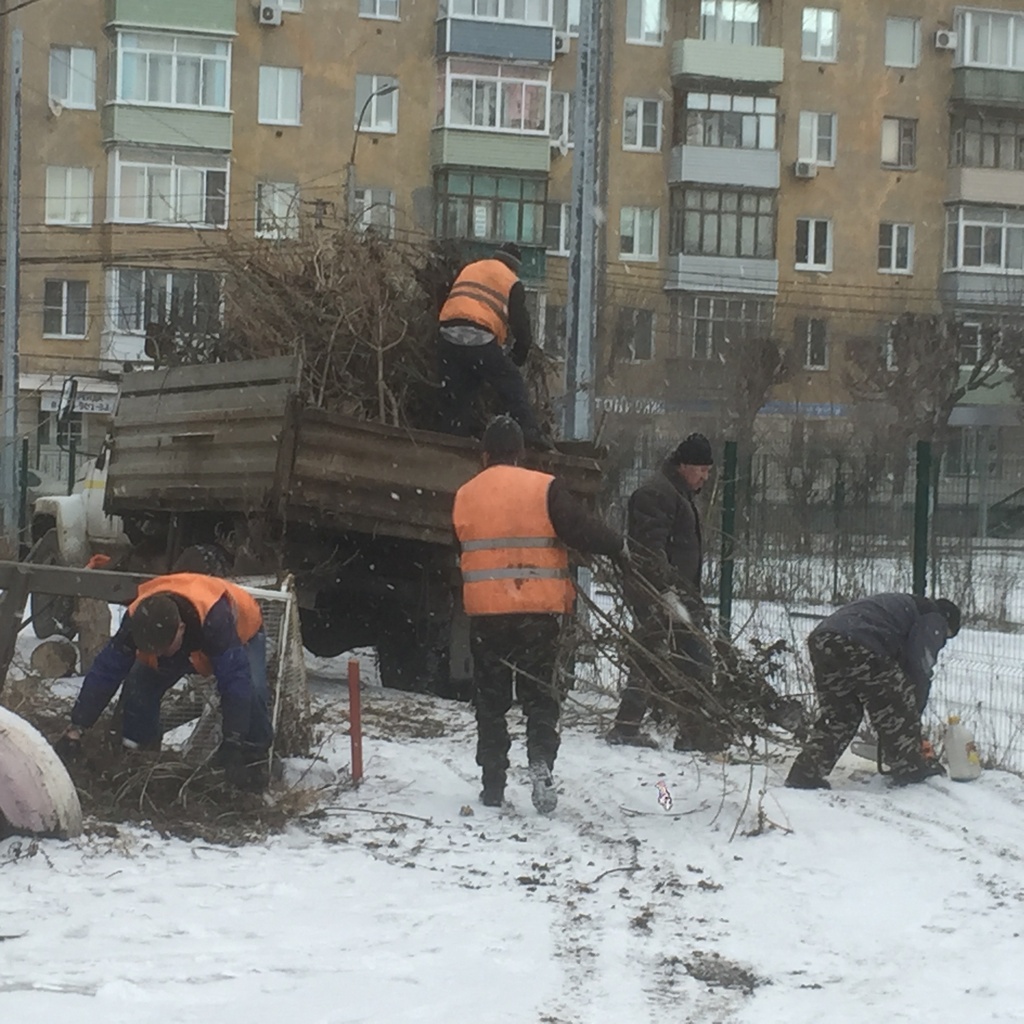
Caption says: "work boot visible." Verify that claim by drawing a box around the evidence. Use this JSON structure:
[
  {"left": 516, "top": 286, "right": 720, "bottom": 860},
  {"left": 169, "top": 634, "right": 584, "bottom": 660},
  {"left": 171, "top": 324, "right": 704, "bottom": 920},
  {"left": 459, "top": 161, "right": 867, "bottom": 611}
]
[
  {"left": 768, "top": 698, "right": 806, "bottom": 734},
  {"left": 605, "top": 725, "right": 659, "bottom": 749},
  {"left": 529, "top": 760, "right": 558, "bottom": 815},
  {"left": 480, "top": 768, "right": 505, "bottom": 807},
  {"left": 784, "top": 762, "right": 831, "bottom": 790},
  {"left": 890, "top": 760, "right": 946, "bottom": 787}
]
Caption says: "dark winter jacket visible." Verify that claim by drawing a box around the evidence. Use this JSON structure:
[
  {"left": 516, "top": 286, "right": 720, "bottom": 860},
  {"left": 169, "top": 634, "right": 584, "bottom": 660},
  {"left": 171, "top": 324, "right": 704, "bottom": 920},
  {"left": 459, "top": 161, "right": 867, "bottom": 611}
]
[
  {"left": 71, "top": 593, "right": 258, "bottom": 736},
  {"left": 812, "top": 593, "right": 951, "bottom": 711},
  {"left": 547, "top": 478, "right": 623, "bottom": 557},
  {"left": 627, "top": 460, "right": 704, "bottom": 615}
]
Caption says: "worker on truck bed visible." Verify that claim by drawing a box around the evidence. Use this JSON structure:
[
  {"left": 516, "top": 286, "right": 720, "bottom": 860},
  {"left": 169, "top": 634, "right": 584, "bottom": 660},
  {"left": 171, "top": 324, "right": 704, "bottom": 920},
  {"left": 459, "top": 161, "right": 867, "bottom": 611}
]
[
  {"left": 452, "top": 415, "right": 625, "bottom": 814},
  {"left": 438, "top": 241, "right": 551, "bottom": 449},
  {"left": 54, "top": 573, "right": 274, "bottom": 790}
]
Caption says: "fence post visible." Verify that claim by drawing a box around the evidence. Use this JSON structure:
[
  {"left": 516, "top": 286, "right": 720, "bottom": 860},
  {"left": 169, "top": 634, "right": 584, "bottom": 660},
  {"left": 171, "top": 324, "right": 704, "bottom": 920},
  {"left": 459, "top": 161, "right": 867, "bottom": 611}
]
[
  {"left": 913, "top": 440, "right": 931, "bottom": 597},
  {"left": 347, "top": 658, "right": 364, "bottom": 786},
  {"left": 17, "top": 436, "right": 27, "bottom": 545},
  {"left": 719, "top": 439, "right": 738, "bottom": 639},
  {"left": 66, "top": 437, "right": 77, "bottom": 496}
]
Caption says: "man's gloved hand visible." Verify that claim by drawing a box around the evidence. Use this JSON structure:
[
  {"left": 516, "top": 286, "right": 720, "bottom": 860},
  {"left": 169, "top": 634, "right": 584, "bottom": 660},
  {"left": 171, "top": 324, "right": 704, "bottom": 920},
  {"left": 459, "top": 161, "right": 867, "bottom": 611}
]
[
  {"left": 660, "top": 589, "right": 694, "bottom": 626},
  {"left": 921, "top": 738, "right": 937, "bottom": 762},
  {"left": 54, "top": 726, "right": 83, "bottom": 764}
]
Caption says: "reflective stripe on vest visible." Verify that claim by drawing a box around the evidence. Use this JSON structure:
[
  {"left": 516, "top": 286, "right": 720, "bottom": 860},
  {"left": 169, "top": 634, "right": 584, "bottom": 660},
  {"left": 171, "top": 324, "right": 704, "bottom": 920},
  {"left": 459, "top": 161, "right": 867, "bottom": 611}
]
[
  {"left": 452, "top": 464, "right": 574, "bottom": 616},
  {"left": 438, "top": 258, "right": 517, "bottom": 346},
  {"left": 130, "top": 573, "right": 263, "bottom": 677}
]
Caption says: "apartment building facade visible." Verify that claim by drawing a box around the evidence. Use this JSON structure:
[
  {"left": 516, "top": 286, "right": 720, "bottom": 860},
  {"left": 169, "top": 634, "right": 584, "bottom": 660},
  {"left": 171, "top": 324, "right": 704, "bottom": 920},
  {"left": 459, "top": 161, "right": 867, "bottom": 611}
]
[{"left": 2, "top": 0, "right": 1024, "bottom": 484}]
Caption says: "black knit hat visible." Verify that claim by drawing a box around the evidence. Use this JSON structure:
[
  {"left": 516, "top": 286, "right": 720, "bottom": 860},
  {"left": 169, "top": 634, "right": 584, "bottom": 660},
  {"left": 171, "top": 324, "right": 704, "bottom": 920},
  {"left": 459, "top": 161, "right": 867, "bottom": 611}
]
[
  {"left": 936, "top": 598, "right": 961, "bottom": 637},
  {"left": 482, "top": 415, "right": 525, "bottom": 460},
  {"left": 131, "top": 594, "right": 181, "bottom": 653},
  {"left": 671, "top": 432, "right": 714, "bottom": 466},
  {"left": 495, "top": 241, "right": 523, "bottom": 270}
]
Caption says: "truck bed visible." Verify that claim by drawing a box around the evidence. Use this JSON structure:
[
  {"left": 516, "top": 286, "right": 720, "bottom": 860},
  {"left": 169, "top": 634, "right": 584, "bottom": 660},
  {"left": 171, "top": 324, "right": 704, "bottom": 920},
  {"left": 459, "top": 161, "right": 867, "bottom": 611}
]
[{"left": 106, "top": 357, "right": 605, "bottom": 547}]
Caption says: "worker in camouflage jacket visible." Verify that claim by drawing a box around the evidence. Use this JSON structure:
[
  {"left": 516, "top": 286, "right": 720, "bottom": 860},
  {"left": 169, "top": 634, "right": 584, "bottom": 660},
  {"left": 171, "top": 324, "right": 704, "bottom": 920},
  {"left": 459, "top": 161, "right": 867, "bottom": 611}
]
[
  {"left": 606, "top": 433, "right": 722, "bottom": 752},
  {"left": 786, "top": 593, "right": 961, "bottom": 789}
]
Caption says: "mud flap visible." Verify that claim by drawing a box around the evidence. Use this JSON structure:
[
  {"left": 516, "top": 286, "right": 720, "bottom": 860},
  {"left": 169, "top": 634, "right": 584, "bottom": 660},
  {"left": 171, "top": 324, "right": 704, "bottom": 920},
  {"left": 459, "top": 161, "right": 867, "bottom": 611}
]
[{"left": 0, "top": 706, "right": 82, "bottom": 839}]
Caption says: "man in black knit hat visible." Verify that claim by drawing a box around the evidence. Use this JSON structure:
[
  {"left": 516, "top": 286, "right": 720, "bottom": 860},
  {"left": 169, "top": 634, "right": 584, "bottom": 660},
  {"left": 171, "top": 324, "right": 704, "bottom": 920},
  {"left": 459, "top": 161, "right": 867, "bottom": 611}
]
[
  {"left": 607, "top": 433, "right": 721, "bottom": 751},
  {"left": 786, "top": 593, "right": 961, "bottom": 789}
]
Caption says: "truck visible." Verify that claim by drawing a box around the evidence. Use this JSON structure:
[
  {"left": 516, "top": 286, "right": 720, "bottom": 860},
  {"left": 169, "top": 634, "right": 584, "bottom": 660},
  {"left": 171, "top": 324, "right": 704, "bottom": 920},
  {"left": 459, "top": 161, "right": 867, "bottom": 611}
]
[{"left": 42, "top": 356, "right": 604, "bottom": 696}]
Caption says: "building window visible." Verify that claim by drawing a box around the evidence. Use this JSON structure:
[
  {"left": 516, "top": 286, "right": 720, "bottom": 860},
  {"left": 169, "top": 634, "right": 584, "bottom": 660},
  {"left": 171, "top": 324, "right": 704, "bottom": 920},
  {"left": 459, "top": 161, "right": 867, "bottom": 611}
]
[
  {"left": 944, "top": 426, "right": 1001, "bottom": 479},
  {"left": 544, "top": 201, "right": 570, "bottom": 254},
  {"left": 280, "top": 0, "right": 304, "bottom": 10},
  {"left": 618, "top": 307, "right": 655, "bottom": 360},
  {"left": 441, "top": 60, "right": 549, "bottom": 134},
  {"left": 354, "top": 187, "right": 395, "bottom": 236},
  {"left": 798, "top": 111, "right": 835, "bottom": 165},
  {"left": 946, "top": 206, "right": 1024, "bottom": 272},
  {"left": 110, "top": 149, "right": 227, "bottom": 227},
  {"left": 957, "top": 323, "right": 982, "bottom": 365},
  {"left": 683, "top": 93, "right": 776, "bottom": 150},
  {"left": 448, "top": 0, "right": 552, "bottom": 23},
  {"left": 881, "top": 116, "right": 916, "bottom": 169},
  {"left": 623, "top": 98, "right": 662, "bottom": 151},
  {"left": 878, "top": 222, "right": 913, "bottom": 273},
  {"left": 619, "top": 206, "right": 660, "bottom": 260},
  {"left": 43, "top": 280, "right": 87, "bottom": 338},
  {"left": 699, "top": 0, "right": 760, "bottom": 45},
  {"left": 354, "top": 74, "right": 398, "bottom": 133},
  {"left": 956, "top": 9, "right": 1024, "bottom": 70},
  {"left": 48, "top": 46, "right": 96, "bottom": 109},
  {"left": 685, "top": 294, "right": 772, "bottom": 361},
  {"left": 255, "top": 182, "right": 300, "bottom": 240},
  {"left": 626, "top": 0, "right": 664, "bottom": 45},
  {"left": 796, "top": 316, "right": 828, "bottom": 369},
  {"left": 952, "top": 115, "right": 1024, "bottom": 171},
  {"left": 550, "top": 91, "right": 574, "bottom": 146},
  {"left": 795, "top": 217, "right": 831, "bottom": 270},
  {"left": 801, "top": 8, "right": 838, "bottom": 61},
  {"left": 360, "top": 0, "right": 398, "bottom": 15},
  {"left": 554, "top": 0, "right": 580, "bottom": 35},
  {"left": 436, "top": 170, "right": 546, "bottom": 244},
  {"left": 885, "top": 16, "right": 920, "bottom": 67},
  {"left": 669, "top": 187, "right": 775, "bottom": 259},
  {"left": 258, "top": 66, "right": 302, "bottom": 125},
  {"left": 45, "top": 167, "right": 93, "bottom": 227},
  {"left": 107, "top": 268, "right": 220, "bottom": 337},
  {"left": 116, "top": 33, "right": 229, "bottom": 110}
]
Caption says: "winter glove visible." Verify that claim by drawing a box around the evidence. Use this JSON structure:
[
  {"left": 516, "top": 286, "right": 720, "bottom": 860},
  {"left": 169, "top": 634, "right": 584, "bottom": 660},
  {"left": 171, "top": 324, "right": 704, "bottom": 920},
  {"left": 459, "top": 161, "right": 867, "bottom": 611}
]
[
  {"left": 611, "top": 539, "right": 633, "bottom": 578},
  {"left": 660, "top": 589, "right": 693, "bottom": 626},
  {"left": 54, "top": 727, "right": 83, "bottom": 764}
]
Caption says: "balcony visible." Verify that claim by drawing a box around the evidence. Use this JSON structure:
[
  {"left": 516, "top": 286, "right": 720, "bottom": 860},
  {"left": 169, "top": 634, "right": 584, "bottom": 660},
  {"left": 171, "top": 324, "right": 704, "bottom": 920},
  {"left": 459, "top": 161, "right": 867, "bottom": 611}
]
[
  {"left": 436, "top": 16, "right": 554, "bottom": 62},
  {"left": 107, "top": 0, "right": 235, "bottom": 34},
  {"left": 952, "top": 67, "right": 1024, "bottom": 108},
  {"left": 940, "top": 271, "right": 1024, "bottom": 308},
  {"left": 670, "top": 145, "right": 779, "bottom": 188},
  {"left": 672, "top": 39, "right": 783, "bottom": 84},
  {"left": 103, "top": 105, "right": 232, "bottom": 151},
  {"left": 431, "top": 128, "right": 550, "bottom": 173},
  {"left": 947, "top": 167, "right": 1024, "bottom": 207},
  {"left": 101, "top": 332, "right": 151, "bottom": 366},
  {"left": 665, "top": 254, "right": 778, "bottom": 295}
]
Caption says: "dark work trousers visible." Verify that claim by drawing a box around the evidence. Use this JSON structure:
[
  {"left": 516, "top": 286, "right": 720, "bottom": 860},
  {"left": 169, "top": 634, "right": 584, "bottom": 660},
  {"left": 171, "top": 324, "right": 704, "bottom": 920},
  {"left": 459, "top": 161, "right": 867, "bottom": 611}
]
[
  {"left": 121, "top": 631, "right": 274, "bottom": 753},
  {"left": 437, "top": 336, "right": 539, "bottom": 440},
  {"left": 790, "top": 631, "right": 926, "bottom": 779},
  {"left": 470, "top": 613, "right": 562, "bottom": 785},
  {"left": 614, "top": 606, "right": 715, "bottom": 741}
]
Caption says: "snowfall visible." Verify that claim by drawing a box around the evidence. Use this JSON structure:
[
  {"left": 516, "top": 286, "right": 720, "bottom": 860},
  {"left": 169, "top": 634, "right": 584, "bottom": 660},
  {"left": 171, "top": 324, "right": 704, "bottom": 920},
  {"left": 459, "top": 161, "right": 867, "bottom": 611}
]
[{"left": 3, "top": 639, "right": 1024, "bottom": 1024}]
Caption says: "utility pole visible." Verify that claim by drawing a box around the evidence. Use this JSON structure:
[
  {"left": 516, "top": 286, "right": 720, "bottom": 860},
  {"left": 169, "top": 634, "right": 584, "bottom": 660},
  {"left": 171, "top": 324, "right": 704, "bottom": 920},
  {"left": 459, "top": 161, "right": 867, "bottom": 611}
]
[
  {"left": 345, "top": 81, "right": 398, "bottom": 225},
  {"left": 1, "top": 29, "right": 22, "bottom": 552},
  {"left": 563, "top": 1, "right": 601, "bottom": 442}
]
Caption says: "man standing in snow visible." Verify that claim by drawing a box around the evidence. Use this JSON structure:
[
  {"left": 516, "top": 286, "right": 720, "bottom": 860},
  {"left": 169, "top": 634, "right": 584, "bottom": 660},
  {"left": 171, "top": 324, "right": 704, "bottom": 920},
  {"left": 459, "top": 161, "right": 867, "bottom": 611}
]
[
  {"left": 54, "top": 573, "right": 274, "bottom": 790},
  {"left": 452, "top": 416, "right": 623, "bottom": 813},
  {"left": 606, "top": 433, "right": 722, "bottom": 752},
  {"left": 786, "top": 593, "right": 960, "bottom": 789}
]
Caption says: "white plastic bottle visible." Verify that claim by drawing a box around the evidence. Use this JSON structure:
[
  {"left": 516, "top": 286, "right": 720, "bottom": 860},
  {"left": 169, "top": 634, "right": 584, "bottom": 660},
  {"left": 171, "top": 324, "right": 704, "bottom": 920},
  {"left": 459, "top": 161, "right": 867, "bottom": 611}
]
[{"left": 944, "top": 715, "right": 982, "bottom": 782}]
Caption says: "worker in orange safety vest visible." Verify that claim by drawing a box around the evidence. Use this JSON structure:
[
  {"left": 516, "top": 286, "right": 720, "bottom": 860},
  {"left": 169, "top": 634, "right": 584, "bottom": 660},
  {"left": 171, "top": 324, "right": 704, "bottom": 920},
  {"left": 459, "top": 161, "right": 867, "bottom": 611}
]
[
  {"left": 452, "top": 416, "right": 623, "bottom": 813},
  {"left": 438, "top": 242, "right": 550, "bottom": 448}
]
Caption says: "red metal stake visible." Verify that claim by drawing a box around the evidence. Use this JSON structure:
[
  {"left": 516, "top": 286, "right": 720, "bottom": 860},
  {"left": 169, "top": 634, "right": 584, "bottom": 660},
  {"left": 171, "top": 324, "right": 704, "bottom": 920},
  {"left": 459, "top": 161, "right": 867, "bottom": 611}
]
[{"left": 347, "top": 658, "right": 363, "bottom": 786}]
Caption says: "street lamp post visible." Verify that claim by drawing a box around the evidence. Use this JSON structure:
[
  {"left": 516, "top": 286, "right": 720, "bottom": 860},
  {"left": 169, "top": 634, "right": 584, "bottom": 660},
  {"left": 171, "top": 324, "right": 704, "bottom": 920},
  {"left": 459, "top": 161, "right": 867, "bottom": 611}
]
[{"left": 345, "top": 82, "right": 398, "bottom": 226}]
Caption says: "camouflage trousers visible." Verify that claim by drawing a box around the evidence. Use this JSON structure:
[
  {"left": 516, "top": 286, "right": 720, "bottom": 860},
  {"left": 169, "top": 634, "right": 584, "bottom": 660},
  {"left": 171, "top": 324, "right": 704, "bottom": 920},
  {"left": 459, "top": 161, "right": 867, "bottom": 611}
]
[{"left": 790, "top": 631, "right": 926, "bottom": 779}]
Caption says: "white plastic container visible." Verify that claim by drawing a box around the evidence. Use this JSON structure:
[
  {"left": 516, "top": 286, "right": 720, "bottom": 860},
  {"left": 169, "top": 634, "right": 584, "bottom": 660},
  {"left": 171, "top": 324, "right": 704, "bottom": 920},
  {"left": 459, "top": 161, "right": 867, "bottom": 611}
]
[{"left": 944, "top": 715, "right": 982, "bottom": 782}]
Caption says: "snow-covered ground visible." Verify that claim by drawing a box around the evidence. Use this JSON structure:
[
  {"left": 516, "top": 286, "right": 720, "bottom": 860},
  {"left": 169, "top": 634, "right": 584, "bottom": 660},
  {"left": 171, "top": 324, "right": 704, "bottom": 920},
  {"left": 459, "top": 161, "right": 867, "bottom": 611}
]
[{"left": 4, "top": 660, "right": 1024, "bottom": 1024}]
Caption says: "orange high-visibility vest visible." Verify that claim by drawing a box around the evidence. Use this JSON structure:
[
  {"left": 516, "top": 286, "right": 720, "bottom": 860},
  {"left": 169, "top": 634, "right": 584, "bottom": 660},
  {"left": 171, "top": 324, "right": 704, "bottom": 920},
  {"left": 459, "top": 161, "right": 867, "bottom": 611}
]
[
  {"left": 129, "top": 573, "right": 263, "bottom": 676},
  {"left": 439, "top": 258, "right": 518, "bottom": 346},
  {"left": 452, "top": 464, "right": 573, "bottom": 616}
]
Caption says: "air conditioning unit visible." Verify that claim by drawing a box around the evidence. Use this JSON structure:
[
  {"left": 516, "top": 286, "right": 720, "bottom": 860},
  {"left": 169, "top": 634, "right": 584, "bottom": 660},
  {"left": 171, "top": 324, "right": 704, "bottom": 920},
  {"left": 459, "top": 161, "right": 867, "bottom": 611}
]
[
  {"left": 935, "top": 29, "right": 958, "bottom": 51},
  {"left": 258, "top": 2, "right": 282, "bottom": 26},
  {"left": 554, "top": 32, "right": 571, "bottom": 55},
  {"left": 794, "top": 160, "right": 818, "bottom": 180}
]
